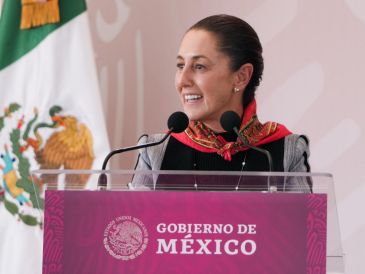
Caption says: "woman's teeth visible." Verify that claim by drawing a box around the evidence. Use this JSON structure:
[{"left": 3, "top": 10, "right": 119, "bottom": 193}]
[{"left": 184, "top": 94, "right": 202, "bottom": 102}]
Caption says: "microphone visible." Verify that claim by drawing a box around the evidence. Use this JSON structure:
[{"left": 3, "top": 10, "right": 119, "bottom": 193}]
[
  {"left": 97, "top": 111, "right": 189, "bottom": 189},
  {"left": 220, "top": 111, "right": 274, "bottom": 191}
]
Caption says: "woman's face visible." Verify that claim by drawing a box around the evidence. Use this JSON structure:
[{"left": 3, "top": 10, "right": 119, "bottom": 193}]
[{"left": 175, "top": 29, "right": 244, "bottom": 132}]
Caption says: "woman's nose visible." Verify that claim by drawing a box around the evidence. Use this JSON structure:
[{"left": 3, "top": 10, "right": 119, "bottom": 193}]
[{"left": 176, "top": 67, "right": 193, "bottom": 90}]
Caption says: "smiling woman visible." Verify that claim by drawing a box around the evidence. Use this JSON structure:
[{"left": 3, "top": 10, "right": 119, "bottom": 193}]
[{"left": 133, "top": 14, "right": 311, "bottom": 192}]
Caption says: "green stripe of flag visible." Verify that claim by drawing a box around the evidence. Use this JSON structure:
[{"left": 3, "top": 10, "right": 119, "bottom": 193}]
[{"left": 0, "top": 0, "right": 86, "bottom": 70}]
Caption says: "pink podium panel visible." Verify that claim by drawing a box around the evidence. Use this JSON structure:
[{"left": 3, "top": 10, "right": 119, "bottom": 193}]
[{"left": 43, "top": 191, "right": 326, "bottom": 274}]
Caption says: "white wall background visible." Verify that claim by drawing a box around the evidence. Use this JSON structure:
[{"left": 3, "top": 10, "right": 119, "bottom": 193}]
[{"left": 86, "top": 0, "right": 365, "bottom": 273}]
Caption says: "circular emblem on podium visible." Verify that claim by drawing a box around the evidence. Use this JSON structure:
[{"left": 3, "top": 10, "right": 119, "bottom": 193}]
[{"left": 103, "top": 216, "right": 149, "bottom": 260}]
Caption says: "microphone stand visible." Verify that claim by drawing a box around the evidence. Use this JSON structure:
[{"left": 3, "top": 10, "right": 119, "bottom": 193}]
[{"left": 97, "top": 129, "right": 173, "bottom": 189}]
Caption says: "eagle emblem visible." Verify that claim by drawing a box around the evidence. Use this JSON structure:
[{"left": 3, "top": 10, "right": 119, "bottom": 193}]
[{"left": 0, "top": 103, "right": 95, "bottom": 227}]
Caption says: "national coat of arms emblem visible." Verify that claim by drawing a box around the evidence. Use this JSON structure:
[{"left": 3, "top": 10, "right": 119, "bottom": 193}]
[{"left": 0, "top": 103, "right": 95, "bottom": 227}]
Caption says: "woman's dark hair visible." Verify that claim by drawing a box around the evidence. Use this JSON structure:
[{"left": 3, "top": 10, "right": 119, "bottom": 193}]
[{"left": 188, "top": 14, "right": 264, "bottom": 108}]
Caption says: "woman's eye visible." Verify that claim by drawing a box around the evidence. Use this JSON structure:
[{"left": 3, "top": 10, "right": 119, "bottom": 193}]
[
  {"left": 194, "top": 64, "right": 205, "bottom": 70},
  {"left": 176, "top": 63, "right": 184, "bottom": 69}
]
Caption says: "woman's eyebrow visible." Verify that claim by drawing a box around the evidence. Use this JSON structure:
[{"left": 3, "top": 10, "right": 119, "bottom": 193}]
[{"left": 176, "top": 55, "right": 209, "bottom": 61}]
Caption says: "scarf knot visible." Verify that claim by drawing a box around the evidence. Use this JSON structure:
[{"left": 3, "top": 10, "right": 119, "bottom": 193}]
[{"left": 216, "top": 136, "right": 234, "bottom": 161}]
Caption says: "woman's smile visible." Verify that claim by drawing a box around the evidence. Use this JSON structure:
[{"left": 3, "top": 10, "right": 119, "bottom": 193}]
[{"left": 183, "top": 94, "right": 203, "bottom": 103}]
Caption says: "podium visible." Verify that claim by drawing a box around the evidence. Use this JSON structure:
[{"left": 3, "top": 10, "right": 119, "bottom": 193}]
[{"left": 31, "top": 170, "right": 344, "bottom": 274}]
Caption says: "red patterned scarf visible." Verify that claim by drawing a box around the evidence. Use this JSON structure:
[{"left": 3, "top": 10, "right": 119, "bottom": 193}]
[{"left": 171, "top": 100, "right": 291, "bottom": 161}]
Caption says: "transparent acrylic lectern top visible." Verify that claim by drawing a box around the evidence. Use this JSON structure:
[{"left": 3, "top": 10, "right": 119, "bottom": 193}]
[{"left": 31, "top": 170, "right": 344, "bottom": 273}]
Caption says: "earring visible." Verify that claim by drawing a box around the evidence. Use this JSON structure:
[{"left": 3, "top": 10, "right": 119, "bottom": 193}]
[{"left": 234, "top": 87, "right": 240, "bottom": 93}]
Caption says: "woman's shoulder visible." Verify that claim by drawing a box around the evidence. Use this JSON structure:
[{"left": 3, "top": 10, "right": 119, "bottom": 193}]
[
  {"left": 284, "top": 134, "right": 309, "bottom": 156},
  {"left": 284, "top": 134, "right": 309, "bottom": 149},
  {"left": 283, "top": 134, "right": 310, "bottom": 172},
  {"left": 136, "top": 133, "right": 170, "bottom": 170}
]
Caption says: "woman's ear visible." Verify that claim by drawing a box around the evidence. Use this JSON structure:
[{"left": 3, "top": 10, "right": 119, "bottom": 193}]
[{"left": 234, "top": 63, "right": 253, "bottom": 91}]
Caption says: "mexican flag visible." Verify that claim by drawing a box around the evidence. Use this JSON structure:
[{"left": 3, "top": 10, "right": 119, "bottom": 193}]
[{"left": 0, "top": 0, "right": 110, "bottom": 273}]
